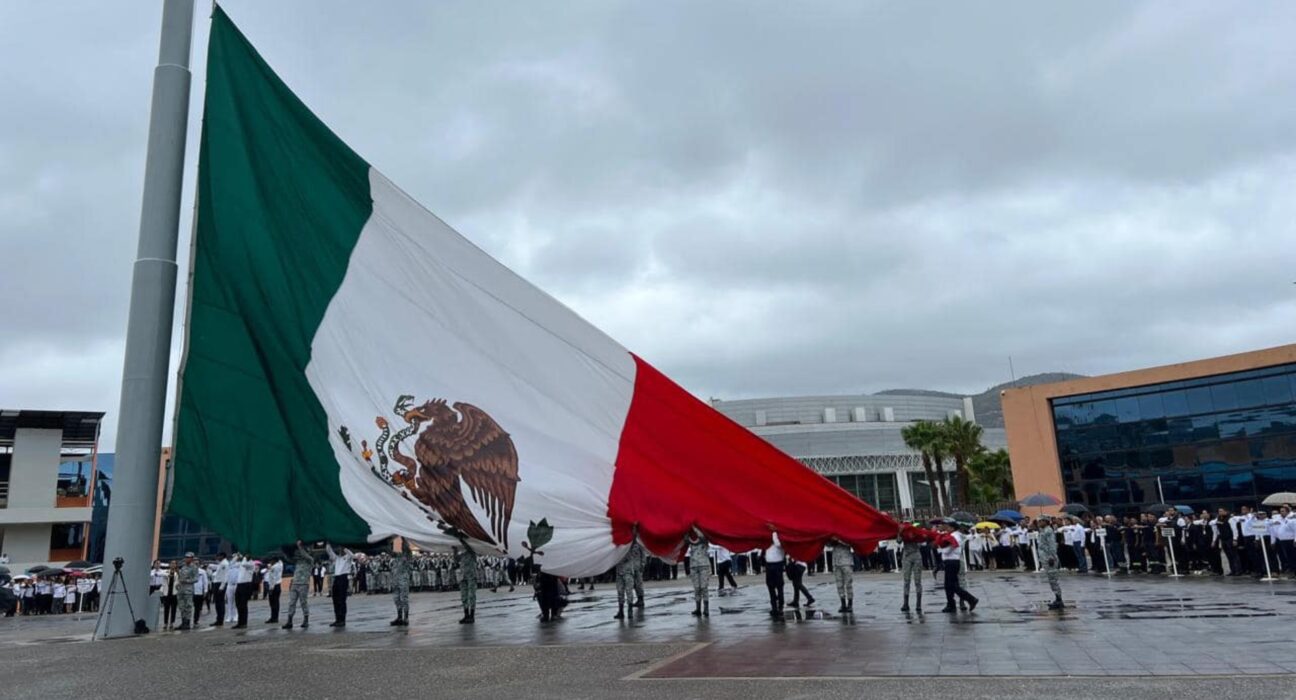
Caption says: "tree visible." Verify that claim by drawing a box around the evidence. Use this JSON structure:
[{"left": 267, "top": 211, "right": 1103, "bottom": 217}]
[
  {"left": 966, "top": 449, "right": 1014, "bottom": 504},
  {"left": 942, "top": 415, "right": 985, "bottom": 506},
  {"left": 901, "top": 421, "right": 945, "bottom": 511}
]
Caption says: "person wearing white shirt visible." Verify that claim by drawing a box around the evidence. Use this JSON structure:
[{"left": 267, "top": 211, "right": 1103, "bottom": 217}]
[
  {"left": 713, "top": 545, "right": 738, "bottom": 592},
  {"left": 763, "top": 532, "right": 786, "bottom": 618},
  {"left": 264, "top": 557, "right": 284, "bottom": 624},
  {"left": 232, "top": 553, "right": 255, "bottom": 628},
  {"left": 224, "top": 553, "right": 243, "bottom": 628},
  {"left": 149, "top": 561, "right": 165, "bottom": 594},
  {"left": 326, "top": 543, "right": 355, "bottom": 627},
  {"left": 210, "top": 554, "right": 230, "bottom": 626},
  {"left": 1067, "top": 520, "right": 1089, "bottom": 573},
  {"left": 193, "top": 565, "right": 209, "bottom": 623},
  {"left": 76, "top": 577, "right": 94, "bottom": 613},
  {"left": 936, "top": 522, "right": 978, "bottom": 613},
  {"left": 52, "top": 581, "right": 66, "bottom": 615}
]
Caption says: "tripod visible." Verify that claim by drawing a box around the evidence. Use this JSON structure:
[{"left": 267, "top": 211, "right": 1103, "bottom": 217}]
[{"left": 93, "top": 559, "right": 148, "bottom": 639}]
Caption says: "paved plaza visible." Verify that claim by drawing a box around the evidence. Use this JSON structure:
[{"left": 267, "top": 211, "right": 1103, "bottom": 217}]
[{"left": 2, "top": 570, "right": 1295, "bottom": 698}]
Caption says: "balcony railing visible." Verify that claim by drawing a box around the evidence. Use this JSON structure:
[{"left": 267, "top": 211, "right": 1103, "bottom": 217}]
[{"left": 55, "top": 494, "right": 90, "bottom": 508}]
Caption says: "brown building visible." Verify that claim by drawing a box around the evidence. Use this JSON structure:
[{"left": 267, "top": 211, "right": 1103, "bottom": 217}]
[{"left": 1003, "top": 344, "right": 1296, "bottom": 515}]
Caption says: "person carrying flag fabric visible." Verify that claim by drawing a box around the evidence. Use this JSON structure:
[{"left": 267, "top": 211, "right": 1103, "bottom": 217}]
[{"left": 686, "top": 529, "right": 711, "bottom": 618}]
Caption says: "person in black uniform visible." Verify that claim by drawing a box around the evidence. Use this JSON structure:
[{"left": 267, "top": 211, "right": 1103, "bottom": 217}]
[
  {"left": 786, "top": 558, "right": 815, "bottom": 608},
  {"left": 1216, "top": 509, "right": 1239, "bottom": 575}
]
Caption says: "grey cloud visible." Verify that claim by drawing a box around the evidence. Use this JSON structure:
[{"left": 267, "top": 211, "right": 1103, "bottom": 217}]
[{"left": 2, "top": 1, "right": 1294, "bottom": 450}]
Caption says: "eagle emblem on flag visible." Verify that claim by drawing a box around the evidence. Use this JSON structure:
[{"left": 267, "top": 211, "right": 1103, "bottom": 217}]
[{"left": 345, "top": 395, "right": 520, "bottom": 550}]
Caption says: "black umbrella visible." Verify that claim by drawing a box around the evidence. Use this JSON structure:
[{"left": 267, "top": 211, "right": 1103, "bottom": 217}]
[
  {"left": 36, "top": 567, "right": 67, "bottom": 578},
  {"left": 948, "top": 511, "right": 977, "bottom": 524},
  {"left": 1142, "top": 503, "right": 1173, "bottom": 514},
  {"left": 25, "top": 565, "right": 50, "bottom": 575},
  {"left": 65, "top": 560, "right": 92, "bottom": 570},
  {"left": 1060, "top": 503, "right": 1089, "bottom": 515}
]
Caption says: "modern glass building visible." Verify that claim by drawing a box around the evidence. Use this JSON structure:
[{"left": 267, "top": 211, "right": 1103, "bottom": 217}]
[{"left": 1003, "top": 345, "right": 1296, "bottom": 515}]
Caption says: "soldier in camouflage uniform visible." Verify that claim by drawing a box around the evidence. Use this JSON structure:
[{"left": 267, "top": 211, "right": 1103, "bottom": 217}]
[
  {"left": 176, "top": 552, "right": 198, "bottom": 630},
  {"left": 830, "top": 540, "right": 855, "bottom": 613},
  {"left": 613, "top": 540, "right": 639, "bottom": 620},
  {"left": 898, "top": 523, "right": 929, "bottom": 613},
  {"left": 686, "top": 530, "right": 711, "bottom": 618},
  {"left": 390, "top": 539, "right": 413, "bottom": 626},
  {"left": 627, "top": 537, "right": 646, "bottom": 608},
  {"left": 283, "top": 540, "right": 313, "bottom": 629},
  {"left": 1035, "top": 516, "right": 1065, "bottom": 609},
  {"left": 455, "top": 545, "right": 478, "bottom": 624}
]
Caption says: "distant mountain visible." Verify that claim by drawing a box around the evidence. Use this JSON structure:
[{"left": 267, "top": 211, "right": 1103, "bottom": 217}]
[{"left": 878, "top": 372, "right": 1087, "bottom": 428}]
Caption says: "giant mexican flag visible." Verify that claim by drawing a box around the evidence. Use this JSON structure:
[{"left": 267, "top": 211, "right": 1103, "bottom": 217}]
[{"left": 171, "top": 7, "right": 897, "bottom": 576}]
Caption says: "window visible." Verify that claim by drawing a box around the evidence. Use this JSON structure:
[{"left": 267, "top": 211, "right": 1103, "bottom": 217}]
[
  {"left": 1235, "top": 379, "right": 1266, "bottom": 409},
  {"left": 908, "top": 472, "right": 934, "bottom": 510},
  {"left": 50, "top": 523, "right": 86, "bottom": 549},
  {"left": 1052, "top": 364, "right": 1296, "bottom": 514}
]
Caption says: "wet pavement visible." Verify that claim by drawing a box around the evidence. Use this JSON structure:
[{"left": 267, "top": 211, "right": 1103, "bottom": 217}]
[{"left": 2, "top": 569, "right": 1296, "bottom": 697}]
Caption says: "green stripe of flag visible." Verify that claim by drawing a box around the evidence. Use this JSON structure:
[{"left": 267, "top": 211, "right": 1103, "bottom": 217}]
[{"left": 171, "top": 6, "right": 372, "bottom": 551}]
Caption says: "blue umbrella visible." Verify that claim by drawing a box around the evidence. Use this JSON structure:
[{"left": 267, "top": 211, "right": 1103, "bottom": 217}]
[
  {"left": 991, "top": 509, "right": 1025, "bottom": 522},
  {"left": 1019, "top": 492, "right": 1062, "bottom": 507},
  {"left": 1173, "top": 505, "right": 1194, "bottom": 515}
]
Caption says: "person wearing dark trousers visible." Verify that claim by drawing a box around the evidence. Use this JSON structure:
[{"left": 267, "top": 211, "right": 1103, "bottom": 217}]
[
  {"left": 209, "top": 555, "right": 228, "bottom": 627},
  {"left": 715, "top": 545, "right": 738, "bottom": 592},
  {"left": 786, "top": 559, "right": 815, "bottom": 608},
  {"left": 937, "top": 522, "right": 978, "bottom": 613},
  {"left": 326, "top": 543, "right": 355, "bottom": 627},
  {"left": 263, "top": 557, "right": 283, "bottom": 624},
  {"left": 232, "top": 554, "right": 255, "bottom": 629},
  {"left": 160, "top": 565, "right": 178, "bottom": 629},
  {"left": 764, "top": 533, "right": 787, "bottom": 618}
]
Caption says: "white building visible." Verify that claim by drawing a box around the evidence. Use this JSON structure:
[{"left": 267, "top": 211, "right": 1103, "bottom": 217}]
[
  {"left": 0, "top": 409, "right": 103, "bottom": 570},
  {"left": 710, "top": 393, "right": 1006, "bottom": 516}
]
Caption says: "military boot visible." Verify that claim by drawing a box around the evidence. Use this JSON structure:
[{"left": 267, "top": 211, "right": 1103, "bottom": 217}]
[
  {"left": 703, "top": 601, "right": 709, "bottom": 618},
  {"left": 459, "top": 608, "right": 472, "bottom": 624},
  {"left": 691, "top": 601, "right": 701, "bottom": 617},
  {"left": 845, "top": 598, "right": 853, "bottom": 612},
  {"left": 914, "top": 591, "right": 922, "bottom": 613},
  {"left": 839, "top": 597, "right": 848, "bottom": 613},
  {"left": 634, "top": 595, "right": 644, "bottom": 609},
  {"left": 614, "top": 604, "right": 625, "bottom": 620},
  {"left": 178, "top": 619, "right": 191, "bottom": 631},
  {"left": 390, "top": 615, "right": 402, "bottom": 626},
  {"left": 282, "top": 616, "right": 294, "bottom": 630},
  {"left": 901, "top": 594, "right": 910, "bottom": 612},
  {"left": 1048, "top": 596, "right": 1065, "bottom": 610},
  {"left": 300, "top": 615, "right": 309, "bottom": 629}
]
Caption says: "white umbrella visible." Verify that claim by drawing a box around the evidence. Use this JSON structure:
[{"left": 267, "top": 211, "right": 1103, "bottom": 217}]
[{"left": 1262, "top": 492, "right": 1296, "bottom": 506}]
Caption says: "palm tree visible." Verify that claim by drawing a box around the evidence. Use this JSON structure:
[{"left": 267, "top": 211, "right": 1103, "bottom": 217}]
[
  {"left": 928, "top": 425, "right": 951, "bottom": 510},
  {"left": 901, "top": 421, "right": 943, "bottom": 511},
  {"left": 942, "top": 415, "right": 985, "bottom": 506},
  {"left": 967, "top": 449, "right": 1014, "bottom": 502}
]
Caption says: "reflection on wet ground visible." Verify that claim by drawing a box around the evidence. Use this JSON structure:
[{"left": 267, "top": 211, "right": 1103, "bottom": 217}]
[{"left": 4, "top": 569, "right": 1295, "bottom": 677}]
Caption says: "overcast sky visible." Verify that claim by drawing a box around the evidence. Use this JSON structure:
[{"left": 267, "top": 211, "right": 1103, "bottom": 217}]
[{"left": 2, "top": 1, "right": 1295, "bottom": 450}]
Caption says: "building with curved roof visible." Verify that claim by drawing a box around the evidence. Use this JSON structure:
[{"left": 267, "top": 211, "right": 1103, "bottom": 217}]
[{"left": 711, "top": 392, "right": 1006, "bottom": 516}]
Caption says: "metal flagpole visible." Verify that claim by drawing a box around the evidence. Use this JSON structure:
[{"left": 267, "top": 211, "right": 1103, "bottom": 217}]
[{"left": 98, "top": 0, "right": 195, "bottom": 639}]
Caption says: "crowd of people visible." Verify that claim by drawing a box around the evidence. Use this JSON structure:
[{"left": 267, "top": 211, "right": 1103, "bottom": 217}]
[{"left": 6, "top": 501, "right": 1294, "bottom": 628}]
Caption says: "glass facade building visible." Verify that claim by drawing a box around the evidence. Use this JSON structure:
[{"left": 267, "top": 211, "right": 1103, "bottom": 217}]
[{"left": 1051, "top": 362, "right": 1296, "bottom": 514}]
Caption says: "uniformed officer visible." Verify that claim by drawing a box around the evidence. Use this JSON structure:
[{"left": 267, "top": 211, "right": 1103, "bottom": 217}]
[
  {"left": 627, "top": 536, "right": 647, "bottom": 608},
  {"left": 176, "top": 552, "right": 198, "bottom": 630},
  {"left": 390, "top": 539, "right": 413, "bottom": 626},
  {"left": 613, "top": 541, "right": 637, "bottom": 620},
  {"left": 283, "top": 540, "right": 313, "bottom": 629},
  {"left": 686, "top": 529, "right": 711, "bottom": 618},
  {"left": 455, "top": 545, "right": 478, "bottom": 624},
  {"left": 831, "top": 540, "right": 855, "bottom": 613},
  {"left": 898, "top": 522, "right": 928, "bottom": 613},
  {"left": 1035, "top": 516, "right": 1064, "bottom": 609}
]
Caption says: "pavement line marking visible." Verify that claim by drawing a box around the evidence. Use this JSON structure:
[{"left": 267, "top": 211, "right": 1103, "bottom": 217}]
[
  {"left": 309, "top": 641, "right": 688, "bottom": 654},
  {"left": 629, "top": 673, "right": 1296, "bottom": 681},
  {"left": 622, "top": 642, "right": 712, "bottom": 680}
]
